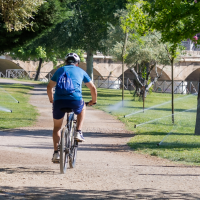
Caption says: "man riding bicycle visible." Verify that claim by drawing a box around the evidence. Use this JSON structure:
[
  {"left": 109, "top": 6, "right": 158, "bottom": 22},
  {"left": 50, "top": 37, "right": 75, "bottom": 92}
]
[{"left": 47, "top": 53, "right": 97, "bottom": 163}]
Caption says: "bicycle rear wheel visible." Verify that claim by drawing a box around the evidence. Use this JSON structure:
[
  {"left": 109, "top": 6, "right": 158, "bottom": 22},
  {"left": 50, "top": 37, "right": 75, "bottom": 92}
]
[{"left": 60, "top": 127, "right": 69, "bottom": 174}]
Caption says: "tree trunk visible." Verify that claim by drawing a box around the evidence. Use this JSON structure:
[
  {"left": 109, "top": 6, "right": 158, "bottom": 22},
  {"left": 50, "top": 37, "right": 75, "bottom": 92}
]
[
  {"left": 34, "top": 58, "right": 43, "bottom": 81},
  {"left": 122, "top": 31, "right": 128, "bottom": 107},
  {"left": 171, "top": 58, "right": 174, "bottom": 124},
  {"left": 86, "top": 50, "right": 93, "bottom": 80},
  {"left": 146, "top": 62, "right": 149, "bottom": 81},
  {"left": 195, "top": 78, "right": 200, "bottom": 135},
  {"left": 122, "top": 57, "right": 125, "bottom": 106},
  {"left": 143, "top": 86, "right": 145, "bottom": 112}
]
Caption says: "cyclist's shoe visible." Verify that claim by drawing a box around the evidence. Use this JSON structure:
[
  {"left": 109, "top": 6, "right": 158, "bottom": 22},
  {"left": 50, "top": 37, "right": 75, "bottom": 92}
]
[
  {"left": 52, "top": 153, "right": 60, "bottom": 163},
  {"left": 75, "top": 131, "right": 85, "bottom": 142}
]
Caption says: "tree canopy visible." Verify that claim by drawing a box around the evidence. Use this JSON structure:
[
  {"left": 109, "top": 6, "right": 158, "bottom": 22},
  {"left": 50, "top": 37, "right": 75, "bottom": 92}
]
[
  {"left": 105, "top": 7, "right": 178, "bottom": 76},
  {"left": 142, "top": 0, "right": 200, "bottom": 44},
  {"left": 0, "top": 0, "right": 73, "bottom": 54},
  {"left": 105, "top": 3, "right": 183, "bottom": 101},
  {"left": 9, "top": 45, "right": 84, "bottom": 67},
  {"left": 0, "top": 0, "right": 45, "bottom": 31}
]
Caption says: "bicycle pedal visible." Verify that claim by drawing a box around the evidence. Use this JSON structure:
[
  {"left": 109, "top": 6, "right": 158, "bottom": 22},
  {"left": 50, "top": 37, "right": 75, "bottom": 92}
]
[
  {"left": 75, "top": 139, "right": 82, "bottom": 142},
  {"left": 52, "top": 160, "right": 60, "bottom": 164}
]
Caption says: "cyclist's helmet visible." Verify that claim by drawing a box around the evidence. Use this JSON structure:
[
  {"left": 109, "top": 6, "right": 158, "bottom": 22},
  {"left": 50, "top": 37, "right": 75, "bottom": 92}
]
[{"left": 65, "top": 53, "right": 80, "bottom": 64}]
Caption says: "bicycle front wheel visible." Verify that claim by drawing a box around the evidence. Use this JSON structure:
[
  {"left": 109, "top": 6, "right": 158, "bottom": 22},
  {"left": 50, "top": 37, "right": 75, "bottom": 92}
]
[
  {"left": 69, "top": 140, "right": 78, "bottom": 168},
  {"left": 60, "top": 127, "right": 69, "bottom": 174},
  {"left": 69, "top": 121, "right": 78, "bottom": 168}
]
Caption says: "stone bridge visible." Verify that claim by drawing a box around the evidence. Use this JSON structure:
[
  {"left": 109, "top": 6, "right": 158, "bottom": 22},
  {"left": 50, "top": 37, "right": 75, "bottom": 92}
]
[{"left": 0, "top": 51, "right": 200, "bottom": 81}]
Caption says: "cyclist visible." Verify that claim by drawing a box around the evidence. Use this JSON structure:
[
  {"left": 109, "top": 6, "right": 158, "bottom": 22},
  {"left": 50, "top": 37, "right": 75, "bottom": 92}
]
[{"left": 47, "top": 53, "right": 97, "bottom": 163}]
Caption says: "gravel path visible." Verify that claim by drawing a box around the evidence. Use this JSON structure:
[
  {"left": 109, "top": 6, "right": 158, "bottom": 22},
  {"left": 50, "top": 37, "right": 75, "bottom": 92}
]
[{"left": 0, "top": 79, "right": 200, "bottom": 200}]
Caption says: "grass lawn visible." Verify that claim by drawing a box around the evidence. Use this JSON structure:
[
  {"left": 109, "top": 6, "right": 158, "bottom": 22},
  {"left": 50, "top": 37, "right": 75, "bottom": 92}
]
[
  {"left": 0, "top": 83, "right": 38, "bottom": 129},
  {"left": 1, "top": 78, "right": 48, "bottom": 85},
  {"left": 82, "top": 87, "right": 200, "bottom": 165}
]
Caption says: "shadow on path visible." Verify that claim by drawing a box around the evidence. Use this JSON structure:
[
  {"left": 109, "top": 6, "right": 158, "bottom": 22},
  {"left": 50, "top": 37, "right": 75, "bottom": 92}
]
[
  {"left": 0, "top": 129, "right": 132, "bottom": 152},
  {"left": 0, "top": 129, "right": 52, "bottom": 137},
  {"left": 0, "top": 186, "right": 199, "bottom": 200},
  {"left": 0, "top": 167, "right": 53, "bottom": 174}
]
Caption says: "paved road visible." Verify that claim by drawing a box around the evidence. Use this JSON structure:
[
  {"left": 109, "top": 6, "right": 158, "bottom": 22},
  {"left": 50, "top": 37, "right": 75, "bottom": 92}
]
[{"left": 0, "top": 79, "right": 200, "bottom": 200}]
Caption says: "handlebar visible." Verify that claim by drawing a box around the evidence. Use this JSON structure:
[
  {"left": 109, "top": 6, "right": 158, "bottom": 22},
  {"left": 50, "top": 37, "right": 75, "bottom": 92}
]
[{"left": 85, "top": 102, "right": 96, "bottom": 106}]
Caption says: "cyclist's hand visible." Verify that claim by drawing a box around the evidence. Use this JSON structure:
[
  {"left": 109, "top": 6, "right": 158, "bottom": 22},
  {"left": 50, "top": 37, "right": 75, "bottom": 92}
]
[{"left": 88, "top": 100, "right": 96, "bottom": 106}]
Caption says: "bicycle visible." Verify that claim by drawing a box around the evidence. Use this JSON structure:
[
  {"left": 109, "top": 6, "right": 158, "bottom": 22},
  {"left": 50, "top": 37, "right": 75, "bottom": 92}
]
[{"left": 59, "top": 102, "right": 91, "bottom": 174}]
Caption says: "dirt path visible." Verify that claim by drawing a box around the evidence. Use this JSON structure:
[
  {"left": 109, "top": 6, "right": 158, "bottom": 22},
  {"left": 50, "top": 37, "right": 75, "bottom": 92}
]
[{"left": 0, "top": 79, "right": 200, "bottom": 200}]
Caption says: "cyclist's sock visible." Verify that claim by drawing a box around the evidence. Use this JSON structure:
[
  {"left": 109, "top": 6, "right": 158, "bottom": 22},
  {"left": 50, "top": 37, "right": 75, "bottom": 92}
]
[
  {"left": 77, "top": 130, "right": 82, "bottom": 133},
  {"left": 54, "top": 150, "right": 58, "bottom": 154}
]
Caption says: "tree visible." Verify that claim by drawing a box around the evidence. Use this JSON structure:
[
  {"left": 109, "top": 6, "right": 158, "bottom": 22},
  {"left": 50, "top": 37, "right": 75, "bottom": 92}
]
[
  {"left": 107, "top": 27, "right": 179, "bottom": 96},
  {"left": 0, "top": 0, "right": 45, "bottom": 31},
  {"left": 23, "top": 0, "right": 127, "bottom": 79},
  {"left": 126, "top": 0, "right": 192, "bottom": 123},
  {"left": 105, "top": 8, "right": 179, "bottom": 99},
  {"left": 140, "top": 0, "right": 200, "bottom": 123},
  {"left": 0, "top": 0, "right": 73, "bottom": 54}
]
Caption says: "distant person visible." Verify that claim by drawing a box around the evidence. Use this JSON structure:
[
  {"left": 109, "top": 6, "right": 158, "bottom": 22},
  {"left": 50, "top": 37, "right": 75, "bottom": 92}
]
[{"left": 47, "top": 53, "right": 97, "bottom": 163}]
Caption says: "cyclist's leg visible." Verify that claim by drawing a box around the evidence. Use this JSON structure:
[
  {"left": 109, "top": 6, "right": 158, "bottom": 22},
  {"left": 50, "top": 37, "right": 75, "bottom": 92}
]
[
  {"left": 52, "top": 100, "right": 66, "bottom": 151},
  {"left": 53, "top": 117, "right": 64, "bottom": 151},
  {"left": 77, "top": 104, "right": 86, "bottom": 130}
]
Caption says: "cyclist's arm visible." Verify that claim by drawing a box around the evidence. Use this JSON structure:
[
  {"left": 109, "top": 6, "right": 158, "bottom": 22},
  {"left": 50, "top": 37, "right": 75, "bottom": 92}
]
[
  {"left": 47, "top": 80, "right": 57, "bottom": 103},
  {"left": 85, "top": 81, "right": 97, "bottom": 106}
]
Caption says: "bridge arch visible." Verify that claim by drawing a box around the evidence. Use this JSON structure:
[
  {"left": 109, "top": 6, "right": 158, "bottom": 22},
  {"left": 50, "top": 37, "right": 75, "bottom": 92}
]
[
  {"left": 0, "top": 56, "right": 54, "bottom": 78},
  {"left": 0, "top": 59, "right": 22, "bottom": 76},
  {"left": 151, "top": 66, "right": 171, "bottom": 81},
  {"left": 79, "top": 63, "right": 102, "bottom": 78},
  {"left": 185, "top": 68, "right": 200, "bottom": 81}
]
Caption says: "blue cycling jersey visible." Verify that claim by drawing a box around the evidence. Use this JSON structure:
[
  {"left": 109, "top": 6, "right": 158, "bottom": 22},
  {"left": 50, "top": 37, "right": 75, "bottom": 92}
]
[{"left": 51, "top": 65, "right": 91, "bottom": 101}]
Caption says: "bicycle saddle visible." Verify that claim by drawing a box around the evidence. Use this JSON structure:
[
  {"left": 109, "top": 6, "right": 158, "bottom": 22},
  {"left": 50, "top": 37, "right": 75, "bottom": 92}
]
[{"left": 60, "top": 108, "right": 73, "bottom": 113}]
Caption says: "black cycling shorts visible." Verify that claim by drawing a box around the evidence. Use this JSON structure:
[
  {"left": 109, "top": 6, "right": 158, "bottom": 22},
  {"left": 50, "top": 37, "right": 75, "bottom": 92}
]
[{"left": 53, "top": 99, "right": 84, "bottom": 119}]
